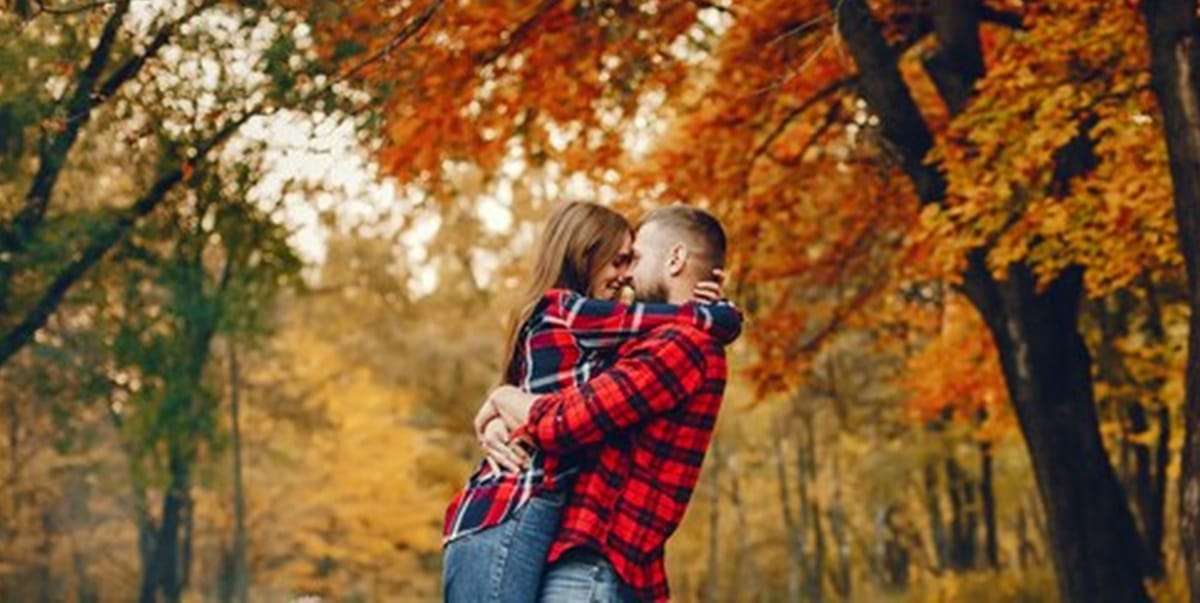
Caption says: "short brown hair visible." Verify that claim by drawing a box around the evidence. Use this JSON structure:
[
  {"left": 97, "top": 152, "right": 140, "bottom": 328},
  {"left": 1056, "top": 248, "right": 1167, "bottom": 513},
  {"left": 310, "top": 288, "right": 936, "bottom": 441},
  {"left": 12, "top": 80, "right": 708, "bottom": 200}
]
[{"left": 639, "top": 205, "right": 727, "bottom": 277}]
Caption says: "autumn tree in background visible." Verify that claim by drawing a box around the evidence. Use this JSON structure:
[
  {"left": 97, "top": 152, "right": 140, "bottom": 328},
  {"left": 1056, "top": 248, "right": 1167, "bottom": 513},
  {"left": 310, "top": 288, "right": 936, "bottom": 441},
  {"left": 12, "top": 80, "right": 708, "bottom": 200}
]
[{"left": 1141, "top": 0, "right": 1200, "bottom": 599}]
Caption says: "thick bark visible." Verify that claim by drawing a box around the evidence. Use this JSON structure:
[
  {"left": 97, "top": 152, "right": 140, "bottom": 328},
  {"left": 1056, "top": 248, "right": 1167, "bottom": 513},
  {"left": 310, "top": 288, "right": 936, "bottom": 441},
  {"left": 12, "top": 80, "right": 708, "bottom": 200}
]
[
  {"left": 1141, "top": 1, "right": 1200, "bottom": 600},
  {"left": 983, "top": 266, "right": 1148, "bottom": 602},
  {"left": 833, "top": 0, "right": 1150, "bottom": 599}
]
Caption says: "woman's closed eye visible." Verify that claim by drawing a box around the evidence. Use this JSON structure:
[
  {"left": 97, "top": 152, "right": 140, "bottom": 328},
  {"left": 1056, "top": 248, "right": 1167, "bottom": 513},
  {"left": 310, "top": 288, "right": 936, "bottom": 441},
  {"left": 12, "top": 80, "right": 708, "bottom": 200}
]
[{"left": 612, "top": 252, "right": 633, "bottom": 269}]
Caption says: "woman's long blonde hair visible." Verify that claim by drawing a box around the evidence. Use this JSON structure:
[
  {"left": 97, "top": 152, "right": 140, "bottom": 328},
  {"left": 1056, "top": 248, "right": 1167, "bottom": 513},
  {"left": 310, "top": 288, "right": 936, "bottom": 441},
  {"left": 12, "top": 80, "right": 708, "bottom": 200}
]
[{"left": 499, "top": 201, "right": 632, "bottom": 385}]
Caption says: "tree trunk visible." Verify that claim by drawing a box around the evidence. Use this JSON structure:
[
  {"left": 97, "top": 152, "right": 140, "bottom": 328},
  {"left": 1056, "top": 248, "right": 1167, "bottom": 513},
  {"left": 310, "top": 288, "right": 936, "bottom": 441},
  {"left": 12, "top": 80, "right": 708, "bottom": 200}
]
[
  {"left": 1016, "top": 504, "right": 1036, "bottom": 570},
  {"left": 772, "top": 431, "right": 802, "bottom": 602},
  {"left": 1126, "top": 400, "right": 1166, "bottom": 578},
  {"left": 36, "top": 509, "right": 53, "bottom": 603},
  {"left": 138, "top": 453, "right": 191, "bottom": 603},
  {"left": 945, "top": 457, "right": 977, "bottom": 571},
  {"left": 833, "top": 1, "right": 1150, "bottom": 599},
  {"left": 1142, "top": 277, "right": 1171, "bottom": 582},
  {"left": 65, "top": 471, "right": 97, "bottom": 603},
  {"left": 922, "top": 459, "right": 949, "bottom": 571},
  {"left": 1093, "top": 287, "right": 1169, "bottom": 578},
  {"left": 982, "top": 267, "right": 1148, "bottom": 602},
  {"left": 802, "top": 414, "right": 824, "bottom": 603},
  {"left": 877, "top": 506, "right": 910, "bottom": 589},
  {"left": 160, "top": 455, "right": 190, "bottom": 603},
  {"left": 979, "top": 441, "right": 999, "bottom": 569},
  {"left": 4, "top": 394, "right": 19, "bottom": 603},
  {"left": 829, "top": 447, "right": 851, "bottom": 599},
  {"left": 704, "top": 438, "right": 721, "bottom": 603},
  {"left": 134, "top": 500, "right": 157, "bottom": 603},
  {"left": 71, "top": 537, "right": 96, "bottom": 603},
  {"left": 228, "top": 342, "right": 249, "bottom": 603},
  {"left": 729, "top": 468, "right": 762, "bottom": 602},
  {"left": 1141, "top": 2, "right": 1200, "bottom": 600}
]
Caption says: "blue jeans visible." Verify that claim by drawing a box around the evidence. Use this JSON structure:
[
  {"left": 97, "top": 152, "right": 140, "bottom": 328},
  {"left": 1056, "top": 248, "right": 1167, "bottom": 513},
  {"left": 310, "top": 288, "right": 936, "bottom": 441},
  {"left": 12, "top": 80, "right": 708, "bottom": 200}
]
[
  {"left": 442, "top": 493, "right": 564, "bottom": 603},
  {"left": 538, "top": 549, "right": 641, "bottom": 602}
]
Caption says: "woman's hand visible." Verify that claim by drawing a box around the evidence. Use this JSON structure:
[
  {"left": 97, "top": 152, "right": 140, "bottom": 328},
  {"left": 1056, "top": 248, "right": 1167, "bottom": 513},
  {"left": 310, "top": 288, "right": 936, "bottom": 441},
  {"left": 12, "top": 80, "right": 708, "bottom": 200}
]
[
  {"left": 692, "top": 268, "right": 727, "bottom": 302},
  {"left": 478, "top": 415, "right": 529, "bottom": 474},
  {"left": 488, "top": 385, "right": 538, "bottom": 428},
  {"left": 473, "top": 385, "right": 538, "bottom": 473}
]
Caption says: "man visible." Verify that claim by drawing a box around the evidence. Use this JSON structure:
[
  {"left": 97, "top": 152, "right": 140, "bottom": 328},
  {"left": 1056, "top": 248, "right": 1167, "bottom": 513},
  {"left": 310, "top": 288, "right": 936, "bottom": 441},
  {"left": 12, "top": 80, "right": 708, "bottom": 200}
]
[{"left": 481, "top": 205, "right": 736, "bottom": 602}]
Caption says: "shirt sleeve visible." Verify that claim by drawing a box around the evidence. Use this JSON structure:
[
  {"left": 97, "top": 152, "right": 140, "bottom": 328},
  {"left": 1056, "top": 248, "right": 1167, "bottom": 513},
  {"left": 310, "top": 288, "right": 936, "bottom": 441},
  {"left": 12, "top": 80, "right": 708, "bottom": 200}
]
[
  {"left": 543, "top": 289, "right": 744, "bottom": 351},
  {"left": 522, "top": 325, "right": 709, "bottom": 454}
]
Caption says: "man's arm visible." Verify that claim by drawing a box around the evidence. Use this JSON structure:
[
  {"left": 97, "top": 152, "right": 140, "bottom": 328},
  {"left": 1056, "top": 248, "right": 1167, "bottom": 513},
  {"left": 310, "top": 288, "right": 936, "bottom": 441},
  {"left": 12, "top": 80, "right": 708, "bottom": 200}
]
[{"left": 492, "top": 326, "right": 710, "bottom": 455}]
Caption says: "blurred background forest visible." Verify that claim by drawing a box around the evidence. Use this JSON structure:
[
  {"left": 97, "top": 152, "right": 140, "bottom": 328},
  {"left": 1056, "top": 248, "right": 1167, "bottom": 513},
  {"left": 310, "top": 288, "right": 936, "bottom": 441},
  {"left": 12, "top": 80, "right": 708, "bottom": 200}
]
[{"left": 2, "top": 0, "right": 1200, "bottom": 602}]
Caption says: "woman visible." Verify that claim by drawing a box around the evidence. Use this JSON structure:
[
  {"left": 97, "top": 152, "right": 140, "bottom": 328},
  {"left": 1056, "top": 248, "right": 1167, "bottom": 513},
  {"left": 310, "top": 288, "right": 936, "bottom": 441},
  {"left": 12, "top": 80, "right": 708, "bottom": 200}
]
[{"left": 441, "top": 201, "right": 742, "bottom": 602}]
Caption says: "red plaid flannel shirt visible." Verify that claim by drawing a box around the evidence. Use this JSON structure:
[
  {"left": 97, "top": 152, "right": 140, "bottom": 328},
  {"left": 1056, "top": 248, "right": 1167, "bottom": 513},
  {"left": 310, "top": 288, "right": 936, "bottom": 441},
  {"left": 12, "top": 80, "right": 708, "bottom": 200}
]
[
  {"left": 442, "top": 290, "right": 741, "bottom": 545},
  {"left": 523, "top": 324, "right": 730, "bottom": 602}
]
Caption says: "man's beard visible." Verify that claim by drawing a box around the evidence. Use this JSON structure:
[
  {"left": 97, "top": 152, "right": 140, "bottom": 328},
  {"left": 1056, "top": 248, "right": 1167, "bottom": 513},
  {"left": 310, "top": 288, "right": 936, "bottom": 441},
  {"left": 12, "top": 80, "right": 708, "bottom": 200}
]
[{"left": 633, "top": 278, "right": 669, "bottom": 303}]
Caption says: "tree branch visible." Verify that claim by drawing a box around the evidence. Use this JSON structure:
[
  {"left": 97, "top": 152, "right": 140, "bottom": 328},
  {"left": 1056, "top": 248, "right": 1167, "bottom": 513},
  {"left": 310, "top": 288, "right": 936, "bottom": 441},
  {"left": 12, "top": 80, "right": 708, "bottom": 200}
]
[
  {"left": 765, "top": 103, "right": 842, "bottom": 168},
  {"left": 337, "top": 0, "right": 444, "bottom": 85},
  {"left": 97, "top": 1, "right": 216, "bottom": 102},
  {"left": 751, "top": 77, "right": 854, "bottom": 164},
  {"left": 0, "top": 107, "right": 257, "bottom": 367},
  {"left": 16, "top": 0, "right": 131, "bottom": 237},
  {"left": 33, "top": 0, "right": 115, "bottom": 15},
  {"left": 474, "top": 0, "right": 560, "bottom": 67},
  {"left": 689, "top": 0, "right": 735, "bottom": 15},
  {"left": 0, "top": 4, "right": 444, "bottom": 368},
  {"left": 979, "top": 4, "right": 1025, "bottom": 30},
  {"left": 833, "top": 0, "right": 944, "bottom": 204}
]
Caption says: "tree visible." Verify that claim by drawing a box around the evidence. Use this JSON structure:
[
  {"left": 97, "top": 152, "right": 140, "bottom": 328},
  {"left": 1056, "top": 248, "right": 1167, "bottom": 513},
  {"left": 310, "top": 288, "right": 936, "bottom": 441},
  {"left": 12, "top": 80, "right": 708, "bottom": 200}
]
[
  {"left": 0, "top": 0, "right": 432, "bottom": 369},
  {"left": 1140, "top": 0, "right": 1200, "bottom": 599}
]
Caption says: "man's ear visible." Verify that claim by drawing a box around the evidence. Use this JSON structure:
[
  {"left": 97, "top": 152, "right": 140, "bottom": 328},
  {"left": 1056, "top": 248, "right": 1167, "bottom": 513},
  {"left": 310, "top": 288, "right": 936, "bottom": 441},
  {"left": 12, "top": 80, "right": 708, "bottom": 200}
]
[{"left": 666, "top": 243, "right": 688, "bottom": 276}]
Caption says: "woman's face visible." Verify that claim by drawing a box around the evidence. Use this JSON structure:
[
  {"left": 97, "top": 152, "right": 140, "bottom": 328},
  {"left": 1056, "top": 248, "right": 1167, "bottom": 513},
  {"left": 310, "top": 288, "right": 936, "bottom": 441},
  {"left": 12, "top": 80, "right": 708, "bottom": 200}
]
[{"left": 588, "top": 231, "right": 634, "bottom": 300}]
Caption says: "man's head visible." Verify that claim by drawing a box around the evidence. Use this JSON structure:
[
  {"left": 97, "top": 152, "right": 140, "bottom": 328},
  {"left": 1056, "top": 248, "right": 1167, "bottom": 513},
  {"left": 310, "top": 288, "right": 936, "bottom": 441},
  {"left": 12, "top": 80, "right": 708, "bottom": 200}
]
[{"left": 628, "top": 205, "right": 727, "bottom": 304}]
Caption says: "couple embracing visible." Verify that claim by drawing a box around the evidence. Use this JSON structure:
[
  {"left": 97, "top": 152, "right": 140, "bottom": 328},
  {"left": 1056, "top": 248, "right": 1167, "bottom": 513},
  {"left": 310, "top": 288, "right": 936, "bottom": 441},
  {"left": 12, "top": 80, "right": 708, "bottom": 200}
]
[{"left": 442, "top": 202, "right": 742, "bottom": 602}]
